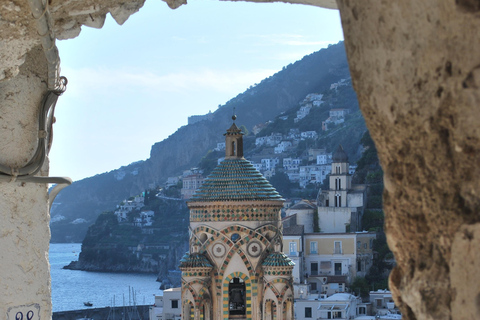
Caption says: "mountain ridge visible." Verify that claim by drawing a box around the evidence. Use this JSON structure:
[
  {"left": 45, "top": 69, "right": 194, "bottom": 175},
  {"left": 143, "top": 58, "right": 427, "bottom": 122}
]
[{"left": 51, "top": 42, "right": 351, "bottom": 242}]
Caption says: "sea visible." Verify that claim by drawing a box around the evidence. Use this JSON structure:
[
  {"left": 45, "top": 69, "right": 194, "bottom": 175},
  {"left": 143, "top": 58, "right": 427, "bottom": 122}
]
[{"left": 50, "top": 243, "right": 163, "bottom": 312}]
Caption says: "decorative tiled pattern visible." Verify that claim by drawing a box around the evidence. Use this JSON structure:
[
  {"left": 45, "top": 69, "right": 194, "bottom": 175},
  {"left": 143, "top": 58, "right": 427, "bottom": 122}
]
[
  {"left": 182, "top": 270, "right": 210, "bottom": 277},
  {"left": 223, "top": 272, "right": 252, "bottom": 320},
  {"left": 182, "top": 280, "right": 211, "bottom": 309},
  {"left": 264, "top": 299, "right": 277, "bottom": 320},
  {"left": 190, "top": 205, "right": 281, "bottom": 222},
  {"left": 262, "top": 252, "right": 295, "bottom": 267},
  {"left": 265, "top": 282, "right": 281, "bottom": 300},
  {"left": 188, "top": 158, "right": 284, "bottom": 202},
  {"left": 182, "top": 300, "right": 195, "bottom": 320},
  {"left": 264, "top": 278, "right": 292, "bottom": 303},
  {"left": 263, "top": 269, "right": 293, "bottom": 276}
]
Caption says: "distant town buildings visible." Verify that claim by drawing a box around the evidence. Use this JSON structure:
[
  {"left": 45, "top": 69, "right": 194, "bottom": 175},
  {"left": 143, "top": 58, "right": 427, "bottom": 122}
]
[{"left": 180, "top": 168, "right": 204, "bottom": 200}]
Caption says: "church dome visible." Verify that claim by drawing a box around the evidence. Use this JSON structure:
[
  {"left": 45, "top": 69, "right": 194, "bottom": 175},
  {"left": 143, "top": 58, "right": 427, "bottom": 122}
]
[
  {"left": 262, "top": 252, "right": 295, "bottom": 267},
  {"left": 189, "top": 158, "right": 284, "bottom": 202},
  {"left": 332, "top": 145, "right": 349, "bottom": 163},
  {"left": 179, "top": 252, "right": 213, "bottom": 269}
]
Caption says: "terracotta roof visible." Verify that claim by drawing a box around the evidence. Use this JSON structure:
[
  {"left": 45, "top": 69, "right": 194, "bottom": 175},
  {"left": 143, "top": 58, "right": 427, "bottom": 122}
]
[
  {"left": 262, "top": 252, "right": 295, "bottom": 267},
  {"left": 189, "top": 158, "right": 284, "bottom": 202},
  {"left": 179, "top": 252, "right": 213, "bottom": 269}
]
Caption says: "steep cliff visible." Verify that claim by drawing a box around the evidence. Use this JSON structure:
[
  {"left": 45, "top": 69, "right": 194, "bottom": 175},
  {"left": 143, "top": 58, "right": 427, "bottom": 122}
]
[{"left": 51, "top": 42, "right": 351, "bottom": 242}]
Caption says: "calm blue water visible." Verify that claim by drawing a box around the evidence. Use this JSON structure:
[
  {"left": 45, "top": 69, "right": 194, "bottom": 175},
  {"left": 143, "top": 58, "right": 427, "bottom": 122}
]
[{"left": 50, "top": 243, "right": 163, "bottom": 312}]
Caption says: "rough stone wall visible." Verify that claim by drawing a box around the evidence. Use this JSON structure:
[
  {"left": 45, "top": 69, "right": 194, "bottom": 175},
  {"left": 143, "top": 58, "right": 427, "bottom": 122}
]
[
  {"left": 0, "top": 46, "right": 51, "bottom": 319},
  {"left": 336, "top": 1, "right": 480, "bottom": 319}
]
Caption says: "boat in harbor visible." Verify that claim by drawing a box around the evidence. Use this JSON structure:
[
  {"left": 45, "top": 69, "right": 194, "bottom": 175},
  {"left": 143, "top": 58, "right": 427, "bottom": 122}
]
[{"left": 83, "top": 302, "right": 93, "bottom": 307}]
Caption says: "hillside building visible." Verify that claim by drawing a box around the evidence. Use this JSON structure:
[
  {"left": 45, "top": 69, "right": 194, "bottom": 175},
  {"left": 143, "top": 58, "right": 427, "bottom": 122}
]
[
  {"left": 181, "top": 173, "right": 205, "bottom": 200},
  {"left": 180, "top": 119, "right": 294, "bottom": 320}
]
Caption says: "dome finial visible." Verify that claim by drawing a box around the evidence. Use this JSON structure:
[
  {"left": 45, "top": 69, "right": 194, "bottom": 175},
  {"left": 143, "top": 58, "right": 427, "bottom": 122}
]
[{"left": 232, "top": 107, "right": 236, "bottom": 121}]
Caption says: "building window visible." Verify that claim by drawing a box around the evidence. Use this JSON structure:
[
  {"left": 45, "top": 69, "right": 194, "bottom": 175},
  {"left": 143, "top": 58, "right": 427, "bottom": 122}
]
[
  {"left": 357, "top": 260, "right": 362, "bottom": 272},
  {"left": 357, "top": 241, "right": 361, "bottom": 249},
  {"left": 305, "top": 307, "right": 312, "bottom": 318},
  {"left": 289, "top": 242, "right": 297, "bottom": 255},
  {"left": 334, "top": 263, "right": 342, "bottom": 276},
  {"left": 310, "top": 282, "right": 317, "bottom": 292},
  {"left": 311, "top": 262, "right": 318, "bottom": 276},
  {"left": 334, "top": 241, "right": 342, "bottom": 254},
  {"left": 359, "top": 307, "right": 366, "bottom": 314},
  {"left": 335, "top": 194, "right": 341, "bottom": 207},
  {"left": 171, "top": 300, "right": 179, "bottom": 309},
  {"left": 310, "top": 241, "right": 318, "bottom": 254},
  {"left": 370, "top": 239, "right": 374, "bottom": 249}
]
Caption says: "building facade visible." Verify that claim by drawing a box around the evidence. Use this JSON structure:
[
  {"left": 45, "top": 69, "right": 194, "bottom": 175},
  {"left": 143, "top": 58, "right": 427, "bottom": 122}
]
[
  {"left": 180, "top": 120, "right": 295, "bottom": 320},
  {"left": 317, "top": 145, "right": 366, "bottom": 233}
]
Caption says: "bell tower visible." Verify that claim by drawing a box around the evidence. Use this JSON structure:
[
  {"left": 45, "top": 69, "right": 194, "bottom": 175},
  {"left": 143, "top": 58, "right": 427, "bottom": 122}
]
[
  {"left": 180, "top": 117, "right": 294, "bottom": 320},
  {"left": 224, "top": 115, "right": 243, "bottom": 159}
]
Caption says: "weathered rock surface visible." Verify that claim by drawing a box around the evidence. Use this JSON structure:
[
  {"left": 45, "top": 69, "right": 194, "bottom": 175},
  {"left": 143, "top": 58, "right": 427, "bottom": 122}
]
[{"left": 337, "top": 1, "right": 480, "bottom": 319}]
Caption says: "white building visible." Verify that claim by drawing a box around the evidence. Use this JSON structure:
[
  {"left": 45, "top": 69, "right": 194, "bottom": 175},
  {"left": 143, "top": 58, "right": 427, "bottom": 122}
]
[
  {"left": 114, "top": 195, "right": 145, "bottom": 222},
  {"left": 283, "top": 157, "right": 301, "bottom": 171},
  {"left": 274, "top": 141, "right": 293, "bottom": 154},
  {"left": 255, "top": 136, "right": 267, "bottom": 147},
  {"left": 301, "top": 131, "right": 318, "bottom": 140},
  {"left": 369, "top": 290, "right": 399, "bottom": 316},
  {"left": 295, "top": 293, "right": 358, "bottom": 320},
  {"left": 181, "top": 173, "right": 204, "bottom": 199},
  {"left": 214, "top": 142, "right": 225, "bottom": 151},
  {"left": 317, "top": 145, "right": 367, "bottom": 233},
  {"left": 299, "top": 165, "right": 330, "bottom": 187},
  {"left": 155, "top": 288, "right": 182, "bottom": 320},
  {"left": 295, "top": 104, "right": 313, "bottom": 123},
  {"left": 261, "top": 157, "right": 280, "bottom": 171},
  {"left": 317, "top": 152, "right": 333, "bottom": 165}
]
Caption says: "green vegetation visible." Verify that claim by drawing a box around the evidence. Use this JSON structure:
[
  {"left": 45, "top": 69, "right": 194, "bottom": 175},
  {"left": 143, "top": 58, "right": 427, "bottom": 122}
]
[
  {"left": 74, "top": 192, "right": 189, "bottom": 274},
  {"left": 353, "top": 131, "right": 392, "bottom": 291},
  {"left": 351, "top": 276, "right": 370, "bottom": 300}
]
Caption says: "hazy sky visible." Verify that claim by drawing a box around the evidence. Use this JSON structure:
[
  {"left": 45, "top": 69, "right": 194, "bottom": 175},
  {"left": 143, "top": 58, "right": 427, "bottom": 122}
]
[{"left": 49, "top": 0, "right": 344, "bottom": 181}]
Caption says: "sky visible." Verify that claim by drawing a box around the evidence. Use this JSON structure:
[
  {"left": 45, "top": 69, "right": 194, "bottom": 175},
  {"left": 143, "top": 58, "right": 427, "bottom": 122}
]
[{"left": 49, "top": 0, "right": 344, "bottom": 182}]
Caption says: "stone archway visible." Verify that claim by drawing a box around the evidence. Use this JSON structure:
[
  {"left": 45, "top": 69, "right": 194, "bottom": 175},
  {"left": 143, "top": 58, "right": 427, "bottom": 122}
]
[{"left": 1, "top": 1, "right": 480, "bottom": 320}]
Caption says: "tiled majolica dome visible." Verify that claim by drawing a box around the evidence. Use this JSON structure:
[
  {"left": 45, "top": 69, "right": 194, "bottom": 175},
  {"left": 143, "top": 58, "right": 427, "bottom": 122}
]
[
  {"left": 189, "top": 158, "right": 284, "bottom": 202},
  {"left": 179, "top": 252, "right": 213, "bottom": 269},
  {"left": 262, "top": 252, "right": 295, "bottom": 267}
]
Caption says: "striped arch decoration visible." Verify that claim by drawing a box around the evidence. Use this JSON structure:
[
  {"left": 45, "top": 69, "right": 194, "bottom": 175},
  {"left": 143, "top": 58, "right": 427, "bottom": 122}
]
[
  {"left": 264, "top": 278, "right": 292, "bottom": 303},
  {"left": 264, "top": 281, "right": 281, "bottom": 300},
  {"left": 256, "top": 225, "right": 280, "bottom": 238},
  {"left": 217, "top": 245, "right": 254, "bottom": 285},
  {"left": 197, "top": 286, "right": 211, "bottom": 306},
  {"left": 222, "top": 272, "right": 252, "bottom": 320},
  {"left": 264, "top": 299, "right": 277, "bottom": 320},
  {"left": 283, "top": 298, "right": 294, "bottom": 320},
  {"left": 279, "top": 282, "right": 293, "bottom": 303},
  {"left": 182, "top": 282, "right": 198, "bottom": 303},
  {"left": 183, "top": 280, "right": 211, "bottom": 308},
  {"left": 220, "top": 226, "right": 270, "bottom": 246},
  {"left": 183, "top": 300, "right": 195, "bottom": 320}
]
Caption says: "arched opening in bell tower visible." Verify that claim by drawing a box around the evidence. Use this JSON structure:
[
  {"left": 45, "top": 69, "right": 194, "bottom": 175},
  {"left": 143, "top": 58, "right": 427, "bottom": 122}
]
[{"left": 228, "top": 277, "right": 246, "bottom": 316}]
